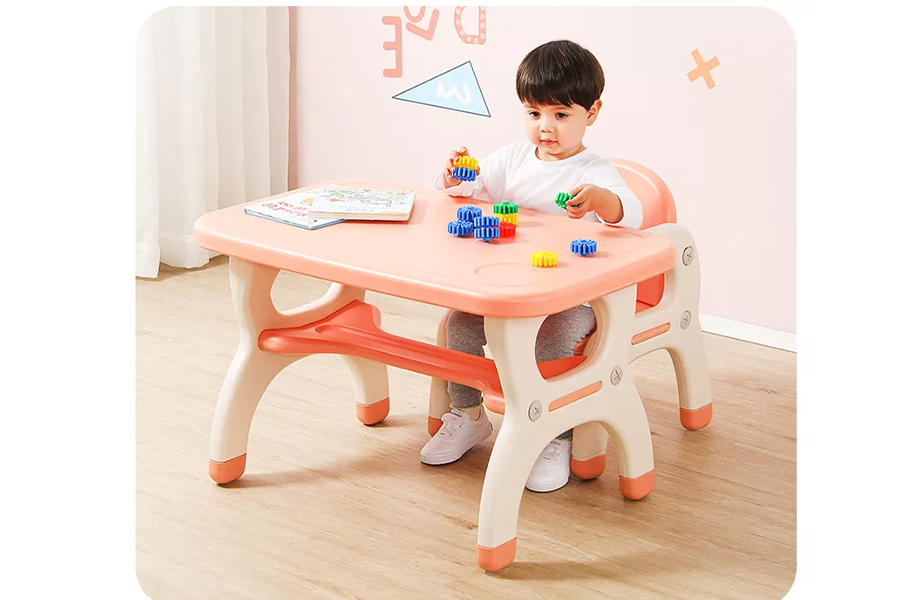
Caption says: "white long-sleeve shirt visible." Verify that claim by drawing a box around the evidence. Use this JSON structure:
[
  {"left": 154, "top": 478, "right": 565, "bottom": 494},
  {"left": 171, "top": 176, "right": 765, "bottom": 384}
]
[{"left": 434, "top": 141, "right": 643, "bottom": 229}]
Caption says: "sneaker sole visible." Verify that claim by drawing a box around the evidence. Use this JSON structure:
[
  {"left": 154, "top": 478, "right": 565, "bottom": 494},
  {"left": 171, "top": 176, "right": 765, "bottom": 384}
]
[
  {"left": 420, "top": 453, "right": 467, "bottom": 466},
  {"left": 525, "top": 477, "right": 571, "bottom": 493}
]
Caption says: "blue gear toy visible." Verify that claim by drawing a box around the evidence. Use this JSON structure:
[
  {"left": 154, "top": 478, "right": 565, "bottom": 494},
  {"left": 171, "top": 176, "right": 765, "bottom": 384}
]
[
  {"left": 570, "top": 239, "right": 598, "bottom": 256},
  {"left": 473, "top": 215, "right": 500, "bottom": 228},
  {"left": 456, "top": 206, "right": 482, "bottom": 222},
  {"left": 447, "top": 220, "right": 475, "bottom": 237},
  {"left": 474, "top": 227, "right": 500, "bottom": 242},
  {"left": 452, "top": 167, "right": 477, "bottom": 182}
]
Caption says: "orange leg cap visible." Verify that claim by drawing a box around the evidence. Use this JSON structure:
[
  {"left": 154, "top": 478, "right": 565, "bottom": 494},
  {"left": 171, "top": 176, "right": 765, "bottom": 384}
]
[
  {"left": 571, "top": 454, "right": 607, "bottom": 480},
  {"left": 680, "top": 403, "right": 713, "bottom": 431},
  {"left": 477, "top": 537, "right": 517, "bottom": 572},
  {"left": 428, "top": 416, "right": 443, "bottom": 436},
  {"left": 356, "top": 397, "right": 390, "bottom": 425},
  {"left": 209, "top": 454, "right": 246, "bottom": 485},
  {"left": 619, "top": 469, "right": 655, "bottom": 500}
]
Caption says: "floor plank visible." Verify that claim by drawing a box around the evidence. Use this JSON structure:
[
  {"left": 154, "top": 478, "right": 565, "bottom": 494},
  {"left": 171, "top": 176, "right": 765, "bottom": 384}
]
[{"left": 136, "top": 256, "right": 796, "bottom": 599}]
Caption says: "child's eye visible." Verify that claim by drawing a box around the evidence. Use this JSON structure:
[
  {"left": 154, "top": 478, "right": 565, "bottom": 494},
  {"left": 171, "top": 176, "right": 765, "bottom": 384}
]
[
  {"left": 529, "top": 111, "right": 540, "bottom": 118},
  {"left": 556, "top": 113, "right": 569, "bottom": 119}
]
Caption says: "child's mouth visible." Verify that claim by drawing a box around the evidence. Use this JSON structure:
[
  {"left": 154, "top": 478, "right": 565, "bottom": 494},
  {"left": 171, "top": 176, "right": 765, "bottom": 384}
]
[{"left": 540, "top": 140, "right": 557, "bottom": 146}]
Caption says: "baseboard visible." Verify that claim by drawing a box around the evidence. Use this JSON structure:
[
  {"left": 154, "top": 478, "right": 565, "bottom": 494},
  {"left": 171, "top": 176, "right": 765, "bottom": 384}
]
[{"left": 699, "top": 313, "right": 796, "bottom": 353}]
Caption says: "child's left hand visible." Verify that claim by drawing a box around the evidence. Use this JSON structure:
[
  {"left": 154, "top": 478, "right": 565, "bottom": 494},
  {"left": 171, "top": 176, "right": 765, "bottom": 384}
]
[{"left": 565, "top": 184, "right": 624, "bottom": 223}]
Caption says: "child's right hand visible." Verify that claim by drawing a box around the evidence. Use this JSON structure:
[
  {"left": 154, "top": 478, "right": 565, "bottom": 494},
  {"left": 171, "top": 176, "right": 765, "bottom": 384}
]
[{"left": 444, "top": 146, "right": 478, "bottom": 187}]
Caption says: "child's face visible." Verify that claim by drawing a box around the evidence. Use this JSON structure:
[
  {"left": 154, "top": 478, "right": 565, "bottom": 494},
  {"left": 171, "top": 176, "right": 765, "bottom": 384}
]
[{"left": 522, "top": 101, "right": 601, "bottom": 161}]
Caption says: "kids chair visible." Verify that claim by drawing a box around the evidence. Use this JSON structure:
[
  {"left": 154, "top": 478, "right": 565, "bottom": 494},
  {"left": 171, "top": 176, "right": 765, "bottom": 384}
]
[{"left": 427, "top": 159, "right": 713, "bottom": 481}]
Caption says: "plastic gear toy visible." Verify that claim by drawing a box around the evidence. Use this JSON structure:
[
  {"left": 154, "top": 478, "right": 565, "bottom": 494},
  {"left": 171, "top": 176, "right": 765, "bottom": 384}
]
[
  {"left": 456, "top": 206, "right": 482, "bottom": 222},
  {"left": 453, "top": 155, "right": 479, "bottom": 170},
  {"left": 555, "top": 192, "right": 581, "bottom": 209},
  {"left": 473, "top": 215, "right": 500, "bottom": 228},
  {"left": 452, "top": 167, "right": 477, "bottom": 182},
  {"left": 493, "top": 201, "right": 518, "bottom": 215},
  {"left": 447, "top": 220, "right": 475, "bottom": 237},
  {"left": 498, "top": 222, "right": 517, "bottom": 238},
  {"left": 497, "top": 213, "right": 518, "bottom": 225},
  {"left": 530, "top": 251, "right": 558, "bottom": 267},
  {"left": 570, "top": 239, "right": 598, "bottom": 256},
  {"left": 475, "top": 226, "right": 500, "bottom": 242}
]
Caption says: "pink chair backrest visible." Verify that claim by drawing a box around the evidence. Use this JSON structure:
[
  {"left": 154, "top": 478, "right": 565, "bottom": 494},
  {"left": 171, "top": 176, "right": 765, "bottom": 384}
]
[{"left": 611, "top": 159, "right": 677, "bottom": 308}]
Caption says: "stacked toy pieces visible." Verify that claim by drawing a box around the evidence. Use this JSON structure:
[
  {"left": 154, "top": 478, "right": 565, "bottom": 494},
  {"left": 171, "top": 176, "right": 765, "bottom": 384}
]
[
  {"left": 492, "top": 201, "right": 518, "bottom": 237},
  {"left": 473, "top": 215, "right": 500, "bottom": 242},
  {"left": 447, "top": 202, "right": 519, "bottom": 243},
  {"left": 493, "top": 201, "right": 518, "bottom": 226},
  {"left": 447, "top": 206, "right": 481, "bottom": 237},
  {"left": 452, "top": 155, "right": 479, "bottom": 182}
]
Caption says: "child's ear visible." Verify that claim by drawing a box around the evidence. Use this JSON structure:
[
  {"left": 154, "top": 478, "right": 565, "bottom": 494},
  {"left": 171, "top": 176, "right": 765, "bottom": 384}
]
[{"left": 586, "top": 99, "right": 602, "bottom": 125}]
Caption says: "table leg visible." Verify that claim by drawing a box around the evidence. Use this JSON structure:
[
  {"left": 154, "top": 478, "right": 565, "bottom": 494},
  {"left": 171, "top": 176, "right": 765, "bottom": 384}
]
[
  {"left": 477, "top": 314, "right": 547, "bottom": 571},
  {"left": 343, "top": 356, "right": 390, "bottom": 425},
  {"left": 209, "top": 347, "right": 300, "bottom": 484},
  {"left": 597, "top": 375, "right": 655, "bottom": 500},
  {"left": 208, "top": 257, "right": 373, "bottom": 484},
  {"left": 476, "top": 414, "right": 550, "bottom": 571},
  {"left": 475, "top": 284, "right": 652, "bottom": 571}
]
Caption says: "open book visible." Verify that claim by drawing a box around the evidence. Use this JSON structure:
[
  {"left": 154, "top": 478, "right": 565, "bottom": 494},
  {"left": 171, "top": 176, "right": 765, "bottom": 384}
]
[
  {"left": 307, "top": 186, "right": 416, "bottom": 221},
  {"left": 243, "top": 189, "right": 344, "bottom": 230}
]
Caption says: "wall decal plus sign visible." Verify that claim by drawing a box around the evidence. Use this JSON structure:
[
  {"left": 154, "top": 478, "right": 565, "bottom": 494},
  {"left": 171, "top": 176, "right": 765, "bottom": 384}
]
[{"left": 688, "top": 49, "right": 720, "bottom": 89}]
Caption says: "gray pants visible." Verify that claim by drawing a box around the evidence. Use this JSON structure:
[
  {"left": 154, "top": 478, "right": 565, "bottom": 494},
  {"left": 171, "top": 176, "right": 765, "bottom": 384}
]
[{"left": 446, "top": 305, "right": 597, "bottom": 430}]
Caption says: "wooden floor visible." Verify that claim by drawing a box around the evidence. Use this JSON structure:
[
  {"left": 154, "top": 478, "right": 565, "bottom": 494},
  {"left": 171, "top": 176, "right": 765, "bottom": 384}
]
[{"left": 136, "top": 256, "right": 796, "bottom": 600}]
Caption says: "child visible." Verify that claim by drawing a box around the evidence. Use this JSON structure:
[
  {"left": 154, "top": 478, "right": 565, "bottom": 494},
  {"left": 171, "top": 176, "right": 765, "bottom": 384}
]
[{"left": 420, "top": 40, "right": 643, "bottom": 493}]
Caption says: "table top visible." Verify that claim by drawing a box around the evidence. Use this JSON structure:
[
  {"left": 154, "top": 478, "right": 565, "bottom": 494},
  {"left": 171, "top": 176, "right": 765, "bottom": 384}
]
[{"left": 193, "top": 181, "right": 676, "bottom": 317}]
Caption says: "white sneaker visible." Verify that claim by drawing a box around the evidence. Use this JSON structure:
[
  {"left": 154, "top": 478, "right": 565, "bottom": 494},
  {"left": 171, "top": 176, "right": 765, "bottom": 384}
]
[
  {"left": 420, "top": 407, "right": 493, "bottom": 466},
  {"left": 525, "top": 438, "right": 572, "bottom": 493}
]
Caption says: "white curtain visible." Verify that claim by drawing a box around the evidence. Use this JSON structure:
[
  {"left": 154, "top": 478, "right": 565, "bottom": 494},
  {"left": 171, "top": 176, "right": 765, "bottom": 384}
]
[{"left": 136, "top": 7, "right": 291, "bottom": 278}]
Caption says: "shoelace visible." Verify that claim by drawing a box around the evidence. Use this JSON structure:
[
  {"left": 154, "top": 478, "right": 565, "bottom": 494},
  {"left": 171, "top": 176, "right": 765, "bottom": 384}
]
[
  {"left": 437, "top": 411, "right": 467, "bottom": 437},
  {"left": 539, "top": 440, "right": 567, "bottom": 462}
]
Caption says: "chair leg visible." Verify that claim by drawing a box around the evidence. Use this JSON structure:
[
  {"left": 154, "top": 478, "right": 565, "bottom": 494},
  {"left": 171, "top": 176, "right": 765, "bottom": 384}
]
[
  {"left": 635, "top": 223, "right": 713, "bottom": 430},
  {"left": 571, "top": 421, "right": 608, "bottom": 480},
  {"left": 667, "top": 324, "right": 713, "bottom": 431},
  {"left": 343, "top": 356, "right": 390, "bottom": 425},
  {"left": 427, "top": 309, "right": 454, "bottom": 436}
]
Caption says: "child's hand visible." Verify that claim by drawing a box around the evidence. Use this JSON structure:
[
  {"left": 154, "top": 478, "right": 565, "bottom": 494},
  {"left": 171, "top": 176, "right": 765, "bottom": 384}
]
[
  {"left": 566, "top": 183, "right": 624, "bottom": 223},
  {"left": 443, "top": 146, "right": 479, "bottom": 187}
]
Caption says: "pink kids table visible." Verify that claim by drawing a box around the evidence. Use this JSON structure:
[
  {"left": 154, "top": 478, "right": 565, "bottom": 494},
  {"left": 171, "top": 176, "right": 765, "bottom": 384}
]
[{"left": 193, "top": 168, "right": 713, "bottom": 572}]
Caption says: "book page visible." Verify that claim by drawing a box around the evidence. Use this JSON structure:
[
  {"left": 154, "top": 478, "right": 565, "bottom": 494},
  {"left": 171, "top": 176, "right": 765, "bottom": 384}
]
[
  {"left": 310, "top": 186, "right": 415, "bottom": 216},
  {"left": 244, "top": 189, "right": 343, "bottom": 229}
]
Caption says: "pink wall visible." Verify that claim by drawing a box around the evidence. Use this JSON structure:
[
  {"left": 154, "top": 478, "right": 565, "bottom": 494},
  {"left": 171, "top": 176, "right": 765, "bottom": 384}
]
[{"left": 293, "top": 6, "right": 796, "bottom": 334}]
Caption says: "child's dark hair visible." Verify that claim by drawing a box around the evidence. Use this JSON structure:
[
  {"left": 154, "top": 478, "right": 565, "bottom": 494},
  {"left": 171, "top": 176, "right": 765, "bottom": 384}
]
[{"left": 516, "top": 40, "right": 605, "bottom": 112}]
